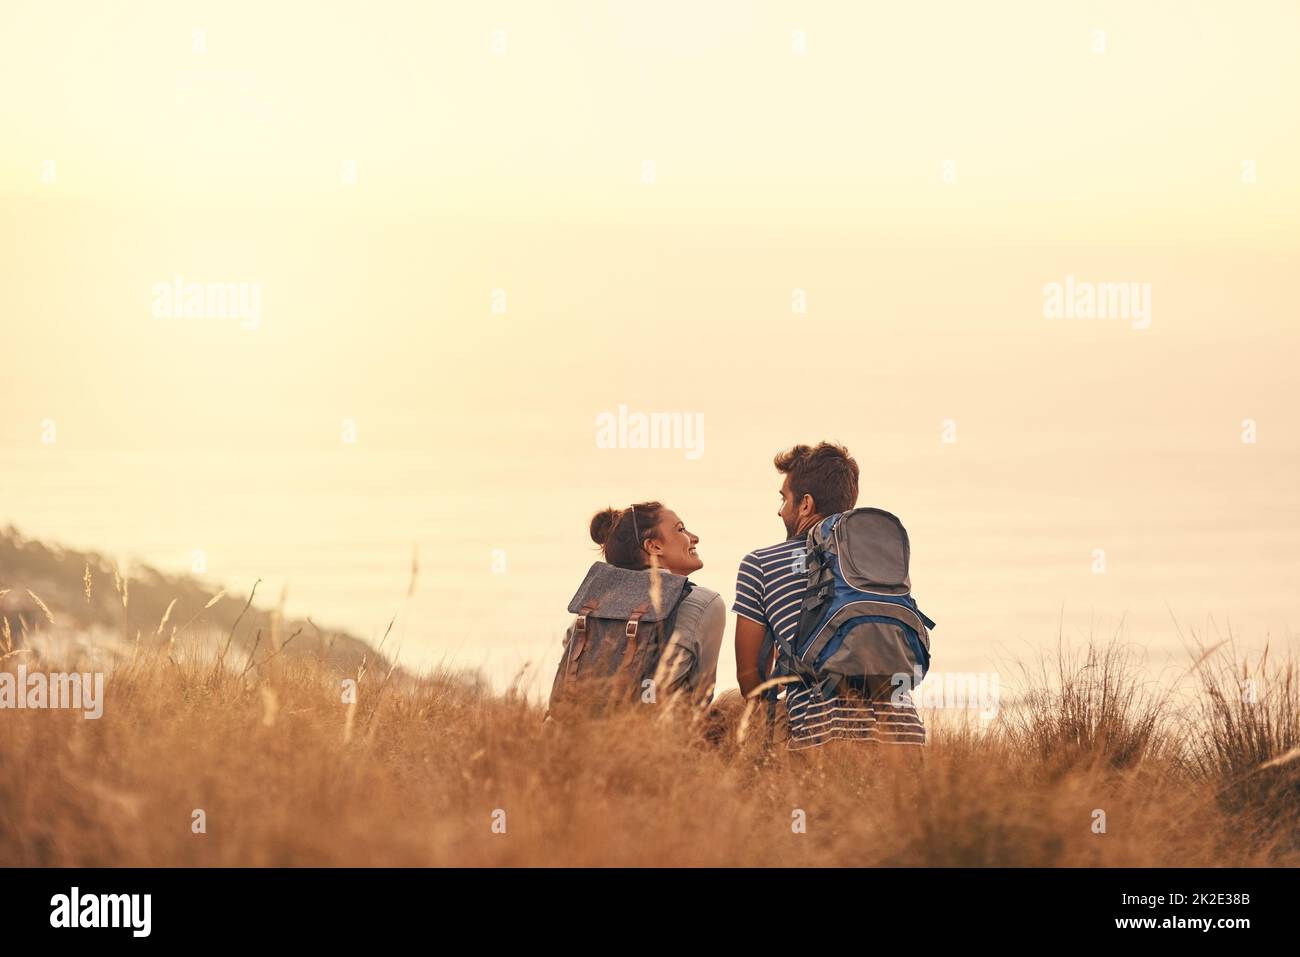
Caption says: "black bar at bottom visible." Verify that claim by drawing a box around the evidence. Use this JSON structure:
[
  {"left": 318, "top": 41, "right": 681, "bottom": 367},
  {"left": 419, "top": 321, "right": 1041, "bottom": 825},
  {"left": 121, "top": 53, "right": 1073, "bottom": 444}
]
[{"left": 0, "top": 866, "right": 1283, "bottom": 944}]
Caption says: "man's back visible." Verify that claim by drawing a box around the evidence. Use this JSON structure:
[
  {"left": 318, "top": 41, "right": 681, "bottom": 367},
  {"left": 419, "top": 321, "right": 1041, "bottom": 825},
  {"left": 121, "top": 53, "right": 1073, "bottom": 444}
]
[{"left": 733, "top": 536, "right": 926, "bottom": 750}]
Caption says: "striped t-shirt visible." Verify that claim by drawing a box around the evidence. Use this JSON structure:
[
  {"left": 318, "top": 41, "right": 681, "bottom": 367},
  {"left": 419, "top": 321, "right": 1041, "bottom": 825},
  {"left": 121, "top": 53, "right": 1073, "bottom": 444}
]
[{"left": 733, "top": 536, "right": 926, "bottom": 749}]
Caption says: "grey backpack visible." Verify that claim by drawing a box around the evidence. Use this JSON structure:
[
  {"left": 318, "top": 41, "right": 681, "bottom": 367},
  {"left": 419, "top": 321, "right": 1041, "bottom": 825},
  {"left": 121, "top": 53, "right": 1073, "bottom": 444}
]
[{"left": 547, "top": 562, "right": 694, "bottom": 719}]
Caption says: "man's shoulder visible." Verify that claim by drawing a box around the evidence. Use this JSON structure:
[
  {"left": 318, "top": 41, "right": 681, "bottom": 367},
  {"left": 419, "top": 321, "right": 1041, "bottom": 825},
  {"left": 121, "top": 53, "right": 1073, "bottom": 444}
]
[{"left": 740, "top": 537, "right": 806, "bottom": 567}]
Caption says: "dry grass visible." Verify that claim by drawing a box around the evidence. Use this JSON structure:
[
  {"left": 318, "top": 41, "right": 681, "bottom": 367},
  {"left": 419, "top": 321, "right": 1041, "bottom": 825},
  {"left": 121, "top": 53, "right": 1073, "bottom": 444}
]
[
  {"left": 1180, "top": 641, "right": 1300, "bottom": 860},
  {"left": 2, "top": 621, "right": 1298, "bottom": 867},
  {"left": 997, "top": 634, "right": 1178, "bottom": 775}
]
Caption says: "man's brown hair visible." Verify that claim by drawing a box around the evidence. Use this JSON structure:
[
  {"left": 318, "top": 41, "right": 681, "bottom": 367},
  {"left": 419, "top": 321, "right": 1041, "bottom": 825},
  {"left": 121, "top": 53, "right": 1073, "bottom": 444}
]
[{"left": 774, "top": 442, "right": 859, "bottom": 516}]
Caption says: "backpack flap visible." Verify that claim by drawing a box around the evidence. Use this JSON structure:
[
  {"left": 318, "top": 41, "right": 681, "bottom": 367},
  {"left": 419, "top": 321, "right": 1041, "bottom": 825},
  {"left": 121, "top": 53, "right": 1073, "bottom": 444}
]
[
  {"left": 834, "top": 508, "right": 911, "bottom": 595},
  {"left": 567, "top": 562, "right": 688, "bottom": 622}
]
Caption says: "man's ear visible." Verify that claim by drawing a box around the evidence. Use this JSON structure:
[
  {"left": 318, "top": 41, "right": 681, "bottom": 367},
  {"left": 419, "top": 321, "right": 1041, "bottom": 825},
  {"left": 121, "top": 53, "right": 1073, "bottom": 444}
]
[{"left": 799, "top": 493, "right": 816, "bottom": 518}]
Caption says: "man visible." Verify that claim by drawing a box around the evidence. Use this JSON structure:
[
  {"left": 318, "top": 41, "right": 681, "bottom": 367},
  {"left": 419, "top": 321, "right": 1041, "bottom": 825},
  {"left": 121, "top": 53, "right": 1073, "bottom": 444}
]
[{"left": 732, "top": 442, "right": 926, "bottom": 751}]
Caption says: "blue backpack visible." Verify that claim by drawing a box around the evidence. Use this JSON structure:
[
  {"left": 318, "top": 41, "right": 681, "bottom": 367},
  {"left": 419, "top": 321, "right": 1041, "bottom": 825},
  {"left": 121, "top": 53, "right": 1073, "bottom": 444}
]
[{"left": 759, "top": 507, "right": 935, "bottom": 705}]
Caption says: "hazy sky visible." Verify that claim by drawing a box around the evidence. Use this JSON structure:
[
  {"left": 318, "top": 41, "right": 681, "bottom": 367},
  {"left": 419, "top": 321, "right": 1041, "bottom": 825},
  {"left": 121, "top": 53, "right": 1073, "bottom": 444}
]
[{"left": 2, "top": 1, "right": 1298, "bottom": 692}]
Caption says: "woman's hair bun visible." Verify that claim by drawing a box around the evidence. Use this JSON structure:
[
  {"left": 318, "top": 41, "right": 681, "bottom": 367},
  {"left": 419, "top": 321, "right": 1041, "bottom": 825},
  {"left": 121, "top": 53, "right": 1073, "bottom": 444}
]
[{"left": 589, "top": 507, "right": 621, "bottom": 547}]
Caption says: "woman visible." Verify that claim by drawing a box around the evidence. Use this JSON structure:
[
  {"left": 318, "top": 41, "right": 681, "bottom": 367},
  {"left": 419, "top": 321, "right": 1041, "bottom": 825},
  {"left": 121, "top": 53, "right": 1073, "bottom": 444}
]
[{"left": 584, "top": 501, "right": 725, "bottom": 706}]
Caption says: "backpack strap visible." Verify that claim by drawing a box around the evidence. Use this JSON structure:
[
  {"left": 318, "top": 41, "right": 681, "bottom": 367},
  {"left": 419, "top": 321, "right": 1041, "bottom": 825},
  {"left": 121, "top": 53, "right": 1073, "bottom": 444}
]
[
  {"left": 649, "top": 579, "right": 695, "bottom": 646},
  {"left": 758, "top": 527, "right": 842, "bottom": 723},
  {"left": 763, "top": 623, "right": 819, "bottom": 687},
  {"left": 766, "top": 531, "right": 831, "bottom": 689},
  {"left": 567, "top": 599, "right": 600, "bottom": 680},
  {"left": 617, "top": 601, "right": 650, "bottom": 673},
  {"left": 793, "top": 539, "right": 836, "bottom": 654}
]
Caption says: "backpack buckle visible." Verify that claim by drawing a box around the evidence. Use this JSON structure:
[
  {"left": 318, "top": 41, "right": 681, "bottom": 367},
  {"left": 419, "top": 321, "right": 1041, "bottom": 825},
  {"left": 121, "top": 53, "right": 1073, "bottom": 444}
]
[
  {"left": 573, "top": 600, "right": 598, "bottom": 636},
  {"left": 624, "top": 602, "right": 649, "bottom": 641}
]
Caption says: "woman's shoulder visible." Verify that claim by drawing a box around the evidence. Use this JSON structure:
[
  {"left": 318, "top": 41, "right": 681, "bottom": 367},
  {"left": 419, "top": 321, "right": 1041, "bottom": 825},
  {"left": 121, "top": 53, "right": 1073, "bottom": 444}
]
[
  {"left": 667, "top": 583, "right": 724, "bottom": 646},
  {"left": 678, "top": 584, "right": 724, "bottom": 627},
  {"left": 682, "top": 582, "right": 722, "bottom": 607}
]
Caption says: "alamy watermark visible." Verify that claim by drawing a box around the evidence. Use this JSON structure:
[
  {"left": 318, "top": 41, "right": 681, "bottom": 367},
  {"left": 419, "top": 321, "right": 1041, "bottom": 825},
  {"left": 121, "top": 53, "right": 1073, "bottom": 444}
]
[
  {"left": 151, "top": 275, "right": 261, "bottom": 331},
  {"left": 50, "top": 887, "right": 150, "bottom": 937},
  {"left": 892, "top": 668, "right": 1000, "bottom": 720},
  {"left": 0, "top": 665, "right": 104, "bottom": 719},
  {"left": 595, "top": 404, "right": 705, "bottom": 460},
  {"left": 1042, "top": 275, "right": 1151, "bottom": 330}
]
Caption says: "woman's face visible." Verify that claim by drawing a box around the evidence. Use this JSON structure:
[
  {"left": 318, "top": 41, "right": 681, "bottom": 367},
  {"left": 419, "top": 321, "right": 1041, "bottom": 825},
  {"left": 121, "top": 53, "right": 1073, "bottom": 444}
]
[{"left": 645, "top": 508, "right": 703, "bottom": 576}]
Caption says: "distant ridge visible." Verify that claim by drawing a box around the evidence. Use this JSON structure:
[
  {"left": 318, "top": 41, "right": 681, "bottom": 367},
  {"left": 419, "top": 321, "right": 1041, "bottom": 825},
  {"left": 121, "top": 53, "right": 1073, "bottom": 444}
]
[{"left": 0, "top": 525, "right": 397, "bottom": 677}]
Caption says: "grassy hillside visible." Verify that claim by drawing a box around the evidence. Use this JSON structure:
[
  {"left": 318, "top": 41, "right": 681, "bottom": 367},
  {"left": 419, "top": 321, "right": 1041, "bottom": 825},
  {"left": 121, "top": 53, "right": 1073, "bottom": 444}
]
[{"left": 2, "top": 530, "right": 1298, "bottom": 866}]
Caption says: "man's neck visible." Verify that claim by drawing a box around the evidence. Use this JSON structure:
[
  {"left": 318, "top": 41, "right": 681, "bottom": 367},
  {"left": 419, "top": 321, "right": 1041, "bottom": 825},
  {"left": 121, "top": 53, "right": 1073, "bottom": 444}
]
[{"left": 788, "top": 514, "right": 823, "bottom": 540}]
